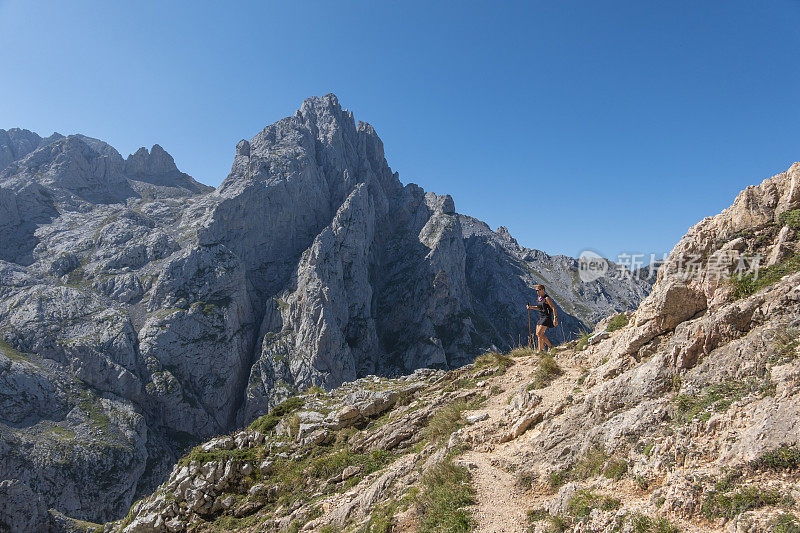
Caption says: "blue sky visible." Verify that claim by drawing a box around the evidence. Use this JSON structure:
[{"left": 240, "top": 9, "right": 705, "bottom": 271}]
[{"left": 1, "top": 1, "right": 798, "bottom": 262}]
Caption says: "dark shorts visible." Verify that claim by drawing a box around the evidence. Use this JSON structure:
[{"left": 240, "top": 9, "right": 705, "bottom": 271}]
[{"left": 537, "top": 316, "right": 554, "bottom": 328}]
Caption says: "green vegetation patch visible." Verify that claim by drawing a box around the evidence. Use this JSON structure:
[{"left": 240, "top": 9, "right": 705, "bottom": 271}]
[
  {"left": 730, "top": 254, "right": 800, "bottom": 299},
  {"left": 526, "top": 508, "right": 569, "bottom": 532},
  {"left": 248, "top": 396, "right": 305, "bottom": 434},
  {"left": 770, "top": 513, "right": 800, "bottom": 533},
  {"left": 779, "top": 209, "right": 800, "bottom": 230},
  {"left": 423, "top": 400, "right": 471, "bottom": 444},
  {"left": 179, "top": 445, "right": 264, "bottom": 467},
  {"left": 210, "top": 509, "right": 263, "bottom": 531},
  {"left": 702, "top": 484, "right": 793, "bottom": 520},
  {"left": 49, "top": 425, "right": 77, "bottom": 441},
  {"left": 509, "top": 346, "right": 536, "bottom": 358},
  {"left": 474, "top": 351, "right": 515, "bottom": 372},
  {"left": 198, "top": 440, "right": 399, "bottom": 523},
  {"left": 307, "top": 448, "right": 391, "bottom": 480},
  {"left": 192, "top": 297, "right": 232, "bottom": 316},
  {"left": 529, "top": 352, "right": 563, "bottom": 389},
  {"left": 575, "top": 331, "right": 592, "bottom": 351},
  {"left": 602, "top": 458, "right": 629, "bottom": 481},
  {"left": 0, "top": 338, "right": 29, "bottom": 363},
  {"left": 415, "top": 459, "right": 475, "bottom": 532},
  {"left": 673, "top": 380, "right": 767, "bottom": 424},
  {"left": 547, "top": 446, "right": 631, "bottom": 489},
  {"left": 566, "top": 490, "right": 621, "bottom": 518},
  {"left": 65, "top": 267, "right": 87, "bottom": 288},
  {"left": 626, "top": 512, "right": 681, "bottom": 533},
  {"left": 606, "top": 314, "right": 630, "bottom": 332},
  {"left": 358, "top": 501, "right": 397, "bottom": 533},
  {"left": 270, "top": 445, "right": 396, "bottom": 510},
  {"left": 571, "top": 445, "right": 608, "bottom": 479},
  {"left": 751, "top": 445, "right": 800, "bottom": 472},
  {"left": 76, "top": 389, "right": 112, "bottom": 432},
  {"left": 770, "top": 327, "right": 799, "bottom": 365}
]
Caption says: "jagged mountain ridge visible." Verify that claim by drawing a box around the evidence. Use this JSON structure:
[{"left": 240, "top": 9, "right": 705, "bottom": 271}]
[{"left": 0, "top": 95, "right": 650, "bottom": 524}]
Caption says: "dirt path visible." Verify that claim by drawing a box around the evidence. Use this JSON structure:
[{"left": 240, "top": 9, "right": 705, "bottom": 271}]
[
  {"left": 461, "top": 449, "right": 529, "bottom": 532},
  {"left": 458, "top": 353, "right": 579, "bottom": 532}
]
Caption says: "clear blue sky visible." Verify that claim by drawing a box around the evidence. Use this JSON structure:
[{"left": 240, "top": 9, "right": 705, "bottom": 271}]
[{"left": 1, "top": 1, "right": 798, "bottom": 262}]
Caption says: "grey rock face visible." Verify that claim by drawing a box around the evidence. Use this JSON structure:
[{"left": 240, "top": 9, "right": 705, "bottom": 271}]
[
  {"left": 0, "top": 128, "right": 63, "bottom": 173},
  {"left": 0, "top": 95, "right": 649, "bottom": 524},
  {"left": 0, "top": 479, "right": 56, "bottom": 533}
]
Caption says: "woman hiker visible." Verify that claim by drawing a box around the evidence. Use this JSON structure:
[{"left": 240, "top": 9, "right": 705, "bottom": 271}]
[{"left": 527, "top": 284, "right": 558, "bottom": 352}]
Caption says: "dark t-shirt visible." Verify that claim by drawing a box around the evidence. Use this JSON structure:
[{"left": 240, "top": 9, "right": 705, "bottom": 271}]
[{"left": 537, "top": 294, "right": 552, "bottom": 318}]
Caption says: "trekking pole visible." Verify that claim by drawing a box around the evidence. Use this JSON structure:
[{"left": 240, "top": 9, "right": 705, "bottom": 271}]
[{"left": 527, "top": 304, "right": 532, "bottom": 349}]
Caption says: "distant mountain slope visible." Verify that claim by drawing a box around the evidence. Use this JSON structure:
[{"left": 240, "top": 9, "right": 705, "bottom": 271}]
[{"left": 0, "top": 95, "right": 649, "bottom": 524}]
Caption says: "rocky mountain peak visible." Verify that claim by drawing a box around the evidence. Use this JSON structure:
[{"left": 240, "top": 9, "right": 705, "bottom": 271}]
[
  {"left": 0, "top": 128, "right": 64, "bottom": 173},
  {"left": 124, "top": 144, "right": 211, "bottom": 193},
  {"left": 0, "top": 133, "right": 131, "bottom": 204}
]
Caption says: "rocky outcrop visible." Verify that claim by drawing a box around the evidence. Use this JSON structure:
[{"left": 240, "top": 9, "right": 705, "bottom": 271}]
[
  {"left": 0, "top": 479, "right": 56, "bottom": 533},
  {"left": 107, "top": 367, "right": 483, "bottom": 533},
  {"left": 0, "top": 95, "right": 649, "bottom": 526}
]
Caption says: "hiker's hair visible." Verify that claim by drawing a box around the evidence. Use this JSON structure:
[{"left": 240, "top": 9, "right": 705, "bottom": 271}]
[{"left": 535, "top": 284, "right": 545, "bottom": 291}]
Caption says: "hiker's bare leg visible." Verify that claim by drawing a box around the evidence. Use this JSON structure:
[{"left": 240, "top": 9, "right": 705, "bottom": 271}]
[{"left": 536, "top": 325, "right": 553, "bottom": 350}]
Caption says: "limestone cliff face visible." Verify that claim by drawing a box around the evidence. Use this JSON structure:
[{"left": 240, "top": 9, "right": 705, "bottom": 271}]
[{"left": 0, "top": 95, "right": 649, "bottom": 525}]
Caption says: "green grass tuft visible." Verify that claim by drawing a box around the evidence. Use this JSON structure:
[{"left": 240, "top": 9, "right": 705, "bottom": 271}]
[
  {"left": 566, "top": 490, "right": 620, "bottom": 518},
  {"left": 673, "top": 380, "right": 765, "bottom": 423},
  {"left": 572, "top": 445, "right": 608, "bottom": 479},
  {"left": 415, "top": 459, "right": 475, "bottom": 532},
  {"left": 729, "top": 254, "right": 800, "bottom": 299},
  {"left": 751, "top": 445, "right": 800, "bottom": 471},
  {"left": 770, "top": 513, "right": 800, "bottom": 533},
  {"left": 358, "top": 502, "right": 397, "bottom": 533},
  {"left": 701, "top": 479, "right": 793, "bottom": 520},
  {"left": 770, "top": 327, "right": 799, "bottom": 365},
  {"left": 248, "top": 396, "right": 305, "bottom": 434},
  {"left": 602, "top": 458, "right": 629, "bottom": 480},
  {"left": 509, "top": 346, "right": 536, "bottom": 358},
  {"left": 526, "top": 508, "right": 569, "bottom": 532},
  {"left": 627, "top": 513, "right": 681, "bottom": 533},
  {"left": 530, "top": 353, "right": 562, "bottom": 389},
  {"left": 0, "top": 338, "right": 29, "bottom": 363},
  {"left": 474, "top": 351, "right": 515, "bottom": 371},
  {"left": 424, "top": 401, "right": 470, "bottom": 444},
  {"left": 606, "top": 314, "right": 629, "bottom": 332},
  {"left": 779, "top": 209, "right": 800, "bottom": 229},
  {"left": 575, "top": 331, "right": 592, "bottom": 351}
]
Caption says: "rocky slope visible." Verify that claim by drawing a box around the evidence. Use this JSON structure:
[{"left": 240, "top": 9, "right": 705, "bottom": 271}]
[
  {"left": 92, "top": 161, "right": 800, "bottom": 533},
  {"left": 0, "top": 96, "right": 650, "bottom": 527}
]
